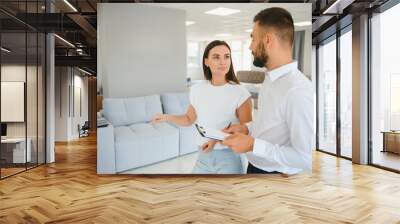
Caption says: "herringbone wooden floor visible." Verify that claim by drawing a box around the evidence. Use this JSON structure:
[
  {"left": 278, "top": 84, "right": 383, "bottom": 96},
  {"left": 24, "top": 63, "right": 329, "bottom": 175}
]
[{"left": 1, "top": 135, "right": 400, "bottom": 223}]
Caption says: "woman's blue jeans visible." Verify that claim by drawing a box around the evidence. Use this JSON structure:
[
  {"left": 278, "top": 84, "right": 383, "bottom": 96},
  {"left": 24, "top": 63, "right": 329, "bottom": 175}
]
[{"left": 192, "top": 148, "right": 243, "bottom": 174}]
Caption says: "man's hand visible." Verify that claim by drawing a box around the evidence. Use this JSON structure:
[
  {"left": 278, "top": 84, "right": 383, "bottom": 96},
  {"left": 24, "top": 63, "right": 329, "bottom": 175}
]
[
  {"left": 201, "top": 140, "right": 217, "bottom": 153},
  {"left": 222, "top": 133, "right": 254, "bottom": 153},
  {"left": 151, "top": 113, "right": 169, "bottom": 124},
  {"left": 222, "top": 124, "right": 249, "bottom": 134}
]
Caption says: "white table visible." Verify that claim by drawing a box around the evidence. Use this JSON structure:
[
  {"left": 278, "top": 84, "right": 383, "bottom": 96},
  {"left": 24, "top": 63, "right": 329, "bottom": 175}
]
[{"left": 1, "top": 138, "right": 31, "bottom": 163}]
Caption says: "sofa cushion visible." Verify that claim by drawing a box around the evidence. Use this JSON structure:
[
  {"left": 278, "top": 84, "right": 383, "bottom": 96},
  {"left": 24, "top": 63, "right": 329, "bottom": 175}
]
[
  {"left": 102, "top": 98, "right": 127, "bottom": 127},
  {"left": 128, "top": 122, "right": 177, "bottom": 137},
  {"left": 161, "top": 92, "right": 190, "bottom": 115},
  {"left": 177, "top": 125, "right": 198, "bottom": 155},
  {"left": 103, "top": 95, "right": 162, "bottom": 126},
  {"left": 161, "top": 92, "right": 197, "bottom": 155},
  {"left": 113, "top": 123, "right": 179, "bottom": 172},
  {"left": 124, "top": 95, "right": 163, "bottom": 124}
]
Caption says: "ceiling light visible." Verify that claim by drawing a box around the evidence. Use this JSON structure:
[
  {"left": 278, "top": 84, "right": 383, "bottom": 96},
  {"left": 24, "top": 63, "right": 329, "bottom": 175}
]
[
  {"left": 78, "top": 67, "right": 92, "bottom": 76},
  {"left": 63, "top": 0, "right": 78, "bottom": 12},
  {"left": 205, "top": 7, "right": 240, "bottom": 16},
  {"left": 216, "top": 33, "right": 232, "bottom": 37},
  {"left": 186, "top": 21, "right": 195, "bottom": 26},
  {"left": 294, "top": 21, "right": 312, "bottom": 27},
  {"left": 54, "top": 34, "right": 75, "bottom": 48},
  {"left": 1, "top": 47, "right": 11, "bottom": 53}
]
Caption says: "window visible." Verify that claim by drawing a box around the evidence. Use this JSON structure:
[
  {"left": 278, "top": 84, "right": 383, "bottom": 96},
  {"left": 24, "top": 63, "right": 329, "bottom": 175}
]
[
  {"left": 230, "top": 40, "right": 242, "bottom": 72},
  {"left": 227, "top": 39, "right": 252, "bottom": 72},
  {"left": 371, "top": 2, "right": 400, "bottom": 171},
  {"left": 187, "top": 42, "right": 202, "bottom": 81},
  {"left": 187, "top": 42, "right": 200, "bottom": 69},
  {"left": 390, "top": 74, "right": 400, "bottom": 130},
  {"left": 243, "top": 39, "right": 252, "bottom": 70},
  {"left": 317, "top": 37, "right": 337, "bottom": 154},
  {"left": 340, "top": 28, "right": 352, "bottom": 158}
]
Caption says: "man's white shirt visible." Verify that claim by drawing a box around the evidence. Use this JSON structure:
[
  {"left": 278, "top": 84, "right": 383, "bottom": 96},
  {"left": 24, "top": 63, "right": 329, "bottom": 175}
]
[{"left": 246, "top": 61, "right": 314, "bottom": 175}]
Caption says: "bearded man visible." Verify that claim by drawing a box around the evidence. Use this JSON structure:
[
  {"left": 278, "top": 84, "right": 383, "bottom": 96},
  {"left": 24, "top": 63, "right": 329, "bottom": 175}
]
[{"left": 222, "top": 7, "right": 314, "bottom": 175}]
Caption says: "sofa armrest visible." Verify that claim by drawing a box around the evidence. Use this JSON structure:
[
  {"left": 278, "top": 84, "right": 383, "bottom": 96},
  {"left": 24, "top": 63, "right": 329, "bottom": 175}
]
[{"left": 97, "top": 120, "right": 116, "bottom": 174}]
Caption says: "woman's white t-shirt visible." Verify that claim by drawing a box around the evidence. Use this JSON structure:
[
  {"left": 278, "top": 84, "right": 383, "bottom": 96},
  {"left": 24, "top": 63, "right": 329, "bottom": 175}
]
[{"left": 190, "top": 81, "right": 251, "bottom": 150}]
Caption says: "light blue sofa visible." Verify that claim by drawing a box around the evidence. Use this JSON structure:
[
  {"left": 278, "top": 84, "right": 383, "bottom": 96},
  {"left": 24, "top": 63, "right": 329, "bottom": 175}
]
[
  {"left": 161, "top": 92, "right": 198, "bottom": 155},
  {"left": 97, "top": 93, "right": 197, "bottom": 174}
]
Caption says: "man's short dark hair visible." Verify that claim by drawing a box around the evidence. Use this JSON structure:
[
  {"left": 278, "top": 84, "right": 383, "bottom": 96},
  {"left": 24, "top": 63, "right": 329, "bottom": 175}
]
[{"left": 253, "top": 7, "right": 294, "bottom": 46}]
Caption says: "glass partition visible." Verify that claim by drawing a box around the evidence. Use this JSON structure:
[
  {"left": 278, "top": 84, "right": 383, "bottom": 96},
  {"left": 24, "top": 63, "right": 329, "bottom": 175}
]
[
  {"left": 1, "top": 30, "right": 28, "bottom": 177},
  {"left": 0, "top": 1, "right": 46, "bottom": 179}
]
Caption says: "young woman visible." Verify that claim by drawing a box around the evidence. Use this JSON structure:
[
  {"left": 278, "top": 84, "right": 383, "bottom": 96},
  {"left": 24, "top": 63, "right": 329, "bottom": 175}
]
[{"left": 152, "top": 40, "right": 252, "bottom": 174}]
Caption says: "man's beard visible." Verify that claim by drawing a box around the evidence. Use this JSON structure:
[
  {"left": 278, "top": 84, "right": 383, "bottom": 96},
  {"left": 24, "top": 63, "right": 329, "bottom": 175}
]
[{"left": 252, "top": 42, "right": 268, "bottom": 68}]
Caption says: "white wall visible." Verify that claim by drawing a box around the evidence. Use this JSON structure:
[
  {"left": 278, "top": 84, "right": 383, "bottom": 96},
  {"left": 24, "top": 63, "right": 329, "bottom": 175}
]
[
  {"left": 55, "top": 67, "right": 89, "bottom": 141},
  {"left": 1, "top": 82, "right": 24, "bottom": 122},
  {"left": 76, "top": 74, "right": 89, "bottom": 125},
  {"left": 1, "top": 65, "right": 39, "bottom": 137},
  {"left": 1, "top": 65, "right": 27, "bottom": 143},
  {"left": 71, "top": 74, "right": 89, "bottom": 138},
  {"left": 55, "top": 67, "right": 70, "bottom": 141},
  {"left": 98, "top": 3, "right": 187, "bottom": 98}
]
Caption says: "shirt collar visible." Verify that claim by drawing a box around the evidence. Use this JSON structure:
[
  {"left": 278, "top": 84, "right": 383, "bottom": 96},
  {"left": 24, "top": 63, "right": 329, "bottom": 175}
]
[{"left": 266, "top": 61, "right": 298, "bottom": 82}]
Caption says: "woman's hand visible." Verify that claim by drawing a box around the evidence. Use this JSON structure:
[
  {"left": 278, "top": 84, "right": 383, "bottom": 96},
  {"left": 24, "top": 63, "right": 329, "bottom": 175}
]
[
  {"left": 201, "top": 140, "right": 217, "bottom": 153},
  {"left": 151, "top": 113, "right": 169, "bottom": 124}
]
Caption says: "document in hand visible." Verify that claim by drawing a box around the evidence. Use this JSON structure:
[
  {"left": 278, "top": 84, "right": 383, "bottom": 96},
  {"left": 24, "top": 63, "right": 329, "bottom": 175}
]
[{"left": 195, "top": 124, "right": 230, "bottom": 141}]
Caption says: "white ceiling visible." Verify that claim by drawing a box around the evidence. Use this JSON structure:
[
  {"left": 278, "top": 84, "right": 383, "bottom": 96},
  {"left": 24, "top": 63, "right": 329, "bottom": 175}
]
[{"left": 146, "top": 3, "right": 312, "bottom": 42}]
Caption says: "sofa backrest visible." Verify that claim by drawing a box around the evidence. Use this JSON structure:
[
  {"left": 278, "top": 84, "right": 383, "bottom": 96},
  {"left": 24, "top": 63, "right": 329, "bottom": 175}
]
[
  {"left": 103, "top": 94, "right": 162, "bottom": 126},
  {"left": 161, "top": 92, "right": 190, "bottom": 115}
]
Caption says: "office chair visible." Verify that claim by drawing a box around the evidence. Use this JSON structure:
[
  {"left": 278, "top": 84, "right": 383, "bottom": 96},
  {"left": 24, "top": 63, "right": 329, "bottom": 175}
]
[{"left": 79, "top": 121, "right": 90, "bottom": 138}]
